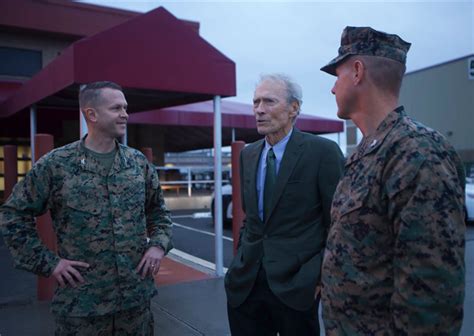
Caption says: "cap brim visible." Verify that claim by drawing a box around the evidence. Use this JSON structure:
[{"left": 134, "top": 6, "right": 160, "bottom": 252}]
[
  {"left": 320, "top": 54, "right": 351, "bottom": 76},
  {"left": 320, "top": 63, "right": 337, "bottom": 76}
]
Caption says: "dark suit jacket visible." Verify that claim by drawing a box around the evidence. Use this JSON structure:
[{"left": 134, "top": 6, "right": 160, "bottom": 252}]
[{"left": 225, "top": 129, "right": 344, "bottom": 311}]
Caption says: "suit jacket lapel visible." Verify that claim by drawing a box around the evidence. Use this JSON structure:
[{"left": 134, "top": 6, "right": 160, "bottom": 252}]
[{"left": 265, "top": 129, "right": 304, "bottom": 224}]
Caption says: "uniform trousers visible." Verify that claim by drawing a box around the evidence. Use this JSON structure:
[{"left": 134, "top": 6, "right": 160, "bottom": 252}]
[
  {"left": 227, "top": 266, "right": 320, "bottom": 336},
  {"left": 55, "top": 301, "right": 153, "bottom": 336}
]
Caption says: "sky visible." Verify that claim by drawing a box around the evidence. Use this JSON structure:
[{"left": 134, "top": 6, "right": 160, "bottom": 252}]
[{"left": 81, "top": 0, "right": 474, "bottom": 148}]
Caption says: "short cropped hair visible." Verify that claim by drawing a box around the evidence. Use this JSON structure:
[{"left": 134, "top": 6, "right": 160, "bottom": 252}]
[
  {"left": 79, "top": 81, "right": 122, "bottom": 110},
  {"left": 358, "top": 56, "right": 406, "bottom": 96},
  {"left": 258, "top": 73, "right": 303, "bottom": 117}
]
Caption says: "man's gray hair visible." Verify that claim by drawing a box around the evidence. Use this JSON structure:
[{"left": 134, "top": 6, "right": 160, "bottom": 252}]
[{"left": 258, "top": 73, "right": 303, "bottom": 116}]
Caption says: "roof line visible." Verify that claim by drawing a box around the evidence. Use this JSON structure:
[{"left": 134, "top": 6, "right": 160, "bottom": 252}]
[{"left": 406, "top": 53, "right": 474, "bottom": 76}]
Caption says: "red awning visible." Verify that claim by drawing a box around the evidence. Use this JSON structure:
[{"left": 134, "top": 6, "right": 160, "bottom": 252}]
[
  {"left": 127, "top": 100, "right": 343, "bottom": 152},
  {"left": 0, "top": 6, "right": 236, "bottom": 119},
  {"left": 129, "top": 100, "right": 342, "bottom": 133}
]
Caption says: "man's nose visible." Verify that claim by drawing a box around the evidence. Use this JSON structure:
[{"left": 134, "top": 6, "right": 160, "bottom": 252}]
[{"left": 254, "top": 101, "right": 265, "bottom": 113}]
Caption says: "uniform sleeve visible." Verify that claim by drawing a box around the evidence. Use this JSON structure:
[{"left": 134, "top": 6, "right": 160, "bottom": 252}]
[
  {"left": 144, "top": 162, "right": 173, "bottom": 254},
  {"left": 0, "top": 157, "right": 60, "bottom": 276},
  {"left": 318, "top": 141, "right": 345, "bottom": 230},
  {"left": 386, "top": 154, "right": 465, "bottom": 335}
]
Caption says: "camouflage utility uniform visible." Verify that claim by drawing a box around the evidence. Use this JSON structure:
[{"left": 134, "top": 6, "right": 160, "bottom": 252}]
[
  {"left": 1, "top": 138, "right": 173, "bottom": 317},
  {"left": 322, "top": 107, "right": 465, "bottom": 335}
]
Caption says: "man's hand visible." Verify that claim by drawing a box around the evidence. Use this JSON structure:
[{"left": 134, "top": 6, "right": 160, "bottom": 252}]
[
  {"left": 52, "top": 259, "right": 90, "bottom": 288},
  {"left": 136, "top": 246, "right": 165, "bottom": 279}
]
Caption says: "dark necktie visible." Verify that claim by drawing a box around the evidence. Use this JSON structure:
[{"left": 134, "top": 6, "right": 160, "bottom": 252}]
[{"left": 263, "top": 148, "right": 276, "bottom": 221}]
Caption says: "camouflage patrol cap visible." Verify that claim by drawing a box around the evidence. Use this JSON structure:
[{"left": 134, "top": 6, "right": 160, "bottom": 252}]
[{"left": 321, "top": 26, "right": 411, "bottom": 76}]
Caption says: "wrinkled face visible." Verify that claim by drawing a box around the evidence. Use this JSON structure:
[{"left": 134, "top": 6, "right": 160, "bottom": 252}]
[
  {"left": 253, "top": 79, "right": 297, "bottom": 144},
  {"left": 92, "top": 88, "right": 128, "bottom": 138},
  {"left": 331, "top": 60, "right": 356, "bottom": 120}
]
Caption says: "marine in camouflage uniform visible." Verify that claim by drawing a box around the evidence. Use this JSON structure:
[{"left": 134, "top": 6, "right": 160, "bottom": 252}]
[
  {"left": 320, "top": 27, "right": 466, "bottom": 335},
  {"left": 0, "top": 82, "right": 173, "bottom": 335}
]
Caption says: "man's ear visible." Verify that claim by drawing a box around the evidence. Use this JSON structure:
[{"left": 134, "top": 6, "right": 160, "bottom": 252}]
[
  {"left": 83, "top": 107, "right": 97, "bottom": 123},
  {"left": 289, "top": 101, "right": 299, "bottom": 119},
  {"left": 352, "top": 59, "right": 365, "bottom": 85}
]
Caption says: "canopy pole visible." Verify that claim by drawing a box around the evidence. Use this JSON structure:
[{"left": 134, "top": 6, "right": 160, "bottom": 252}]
[
  {"left": 213, "top": 95, "right": 223, "bottom": 276},
  {"left": 231, "top": 128, "right": 236, "bottom": 142},
  {"left": 122, "top": 127, "right": 128, "bottom": 146},
  {"left": 30, "top": 105, "right": 37, "bottom": 163},
  {"left": 80, "top": 110, "right": 88, "bottom": 139}
]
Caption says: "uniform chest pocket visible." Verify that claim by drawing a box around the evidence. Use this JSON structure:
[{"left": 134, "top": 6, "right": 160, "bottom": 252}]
[
  {"left": 64, "top": 195, "right": 103, "bottom": 243},
  {"left": 66, "top": 197, "right": 101, "bottom": 215},
  {"left": 332, "top": 183, "right": 370, "bottom": 218},
  {"left": 120, "top": 175, "right": 146, "bottom": 208}
]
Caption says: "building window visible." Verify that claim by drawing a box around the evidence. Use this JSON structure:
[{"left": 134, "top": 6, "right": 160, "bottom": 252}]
[
  {"left": 0, "top": 46, "right": 42, "bottom": 77},
  {"left": 0, "top": 145, "right": 31, "bottom": 197},
  {"left": 469, "top": 57, "right": 474, "bottom": 80}
]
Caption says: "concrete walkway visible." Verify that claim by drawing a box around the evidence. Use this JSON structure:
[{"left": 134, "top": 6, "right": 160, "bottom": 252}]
[
  {"left": 1, "top": 234, "right": 473, "bottom": 335},
  {"left": 0, "top": 236, "right": 230, "bottom": 335}
]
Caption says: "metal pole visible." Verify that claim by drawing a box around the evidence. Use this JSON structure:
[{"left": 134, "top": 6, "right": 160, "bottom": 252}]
[
  {"left": 80, "top": 110, "right": 88, "bottom": 138},
  {"left": 187, "top": 168, "right": 192, "bottom": 197},
  {"left": 122, "top": 127, "right": 128, "bottom": 146},
  {"left": 213, "top": 95, "right": 223, "bottom": 276},
  {"left": 30, "top": 105, "right": 37, "bottom": 163},
  {"left": 232, "top": 128, "right": 236, "bottom": 142}
]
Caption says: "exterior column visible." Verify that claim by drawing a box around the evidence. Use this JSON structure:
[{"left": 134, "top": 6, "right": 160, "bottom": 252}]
[
  {"left": 140, "top": 147, "right": 153, "bottom": 163},
  {"left": 3, "top": 145, "right": 18, "bottom": 201},
  {"left": 35, "top": 134, "right": 57, "bottom": 301}
]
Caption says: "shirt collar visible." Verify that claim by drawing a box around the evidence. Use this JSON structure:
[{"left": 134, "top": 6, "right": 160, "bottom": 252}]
[
  {"left": 76, "top": 135, "right": 128, "bottom": 174},
  {"left": 264, "top": 127, "right": 293, "bottom": 160},
  {"left": 346, "top": 106, "right": 405, "bottom": 166}
]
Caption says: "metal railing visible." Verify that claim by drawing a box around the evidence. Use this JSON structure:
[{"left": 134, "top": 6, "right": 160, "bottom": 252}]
[{"left": 156, "top": 166, "right": 230, "bottom": 197}]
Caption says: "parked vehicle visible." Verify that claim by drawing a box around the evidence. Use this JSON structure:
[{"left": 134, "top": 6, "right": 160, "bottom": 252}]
[
  {"left": 211, "top": 184, "right": 233, "bottom": 226},
  {"left": 209, "top": 180, "right": 474, "bottom": 226}
]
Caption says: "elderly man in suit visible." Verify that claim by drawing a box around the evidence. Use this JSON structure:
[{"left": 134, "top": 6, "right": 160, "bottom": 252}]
[{"left": 224, "top": 73, "right": 344, "bottom": 335}]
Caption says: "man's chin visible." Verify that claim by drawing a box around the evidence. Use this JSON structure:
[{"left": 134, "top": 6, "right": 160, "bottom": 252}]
[
  {"left": 115, "top": 131, "right": 126, "bottom": 139},
  {"left": 336, "top": 111, "right": 350, "bottom": 120}
]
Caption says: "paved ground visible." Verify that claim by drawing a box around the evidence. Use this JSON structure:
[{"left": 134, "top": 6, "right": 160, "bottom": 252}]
[
  {"left": 1, "top": 225, "right": 473, "bottom": 335},
  {"left": 0, "top": 235, "right": 230, "bottom": 336}
]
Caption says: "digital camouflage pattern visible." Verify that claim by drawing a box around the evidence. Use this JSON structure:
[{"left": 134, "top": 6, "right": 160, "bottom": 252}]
[
  {"left": 321, "top": 26, "right": 411, "bottom": 76},
  {"left": 55, "top": 302, "right": 153, "bottom": 335},
  {"left": 322, "top": 107, "right": 466, "bottom": 335},
  {"left": 0, "top": 138, "right": 173, "bottom": 317}
]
